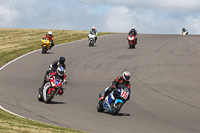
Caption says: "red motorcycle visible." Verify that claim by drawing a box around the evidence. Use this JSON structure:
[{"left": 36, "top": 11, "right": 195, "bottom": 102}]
[
  {"left": 127, "top": 35, "right": 136, "bottom": 49},
  {"left": 38, "top": 74, "right": 63, "bottom": 103}
]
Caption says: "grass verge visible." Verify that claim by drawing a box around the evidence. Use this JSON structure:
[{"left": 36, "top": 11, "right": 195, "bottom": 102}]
[{"left": 0, "top": 28, "right": 115, "bottom": 133}]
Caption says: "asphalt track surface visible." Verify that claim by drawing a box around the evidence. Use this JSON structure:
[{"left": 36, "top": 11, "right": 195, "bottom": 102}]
[{"left": 1, "top": 34, "right": 200, "bottom": 133}]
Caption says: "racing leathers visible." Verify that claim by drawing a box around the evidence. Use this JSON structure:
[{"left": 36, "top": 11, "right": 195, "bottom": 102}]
[{"left": 101, "top": 76, "right": 131, "bottom": 101}]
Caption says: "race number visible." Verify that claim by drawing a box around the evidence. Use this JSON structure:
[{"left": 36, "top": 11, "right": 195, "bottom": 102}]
[{"left": 121, "top": 90, "right": 128, "bottom": 99}]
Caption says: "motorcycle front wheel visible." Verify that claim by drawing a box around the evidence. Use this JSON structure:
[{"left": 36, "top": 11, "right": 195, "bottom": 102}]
[
  {"left": 111, "top": 102, "right": 123, "bottom": 115},
  {"left": 46, "top": 90, "right": 55, "bottom": 103},
  {"left": 42, "top": 46, "right": 46, "bottom": 54}
]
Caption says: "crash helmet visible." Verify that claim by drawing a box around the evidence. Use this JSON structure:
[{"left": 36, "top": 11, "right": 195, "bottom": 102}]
[
  {"left": 48, "top": 31, "right": 52, "bottom": 37},
  {"left": 131, "top": 27, "right": 135, "bottom": 30},
  {"left": 92, "top": 26, "right": 95, "bottom": 31},
  {"left": 59, "top": 57, "right": 65, "bottom": 65},
  {"left": 57, "top": 67, "right": 64, "bottom": 76},
  {"left": 123, "top": 71, "right": 131, "bottom": 81}
]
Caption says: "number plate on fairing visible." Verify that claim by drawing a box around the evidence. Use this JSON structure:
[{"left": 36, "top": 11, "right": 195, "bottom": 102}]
[{"left": 120, "top": 89, "right": 128, "bottom": 99}]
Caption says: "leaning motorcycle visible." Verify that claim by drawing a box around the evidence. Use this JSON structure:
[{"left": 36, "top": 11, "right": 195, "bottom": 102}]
[
  {"left": 97, "top": 85, "right": 130, "bottom": 115},
  {"left": 41, "top": 38, "right": 51, "bottom": 54},
  {"left": 127, "top": 35, "right": 136, "bottom": 49},
  {"left": 38, "top": 74, "right": 63, "bottom": 103},
  {"left": 88, "top": 34, "right": 96, "bottom": 46}
]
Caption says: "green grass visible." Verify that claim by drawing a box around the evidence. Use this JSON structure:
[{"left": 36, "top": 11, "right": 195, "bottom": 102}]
[
  {"left": 0, "top": 28, "right": 116, "bottom": 133},
  {"left": 0, "top": 109, "right": 86, "bottom": 133}
]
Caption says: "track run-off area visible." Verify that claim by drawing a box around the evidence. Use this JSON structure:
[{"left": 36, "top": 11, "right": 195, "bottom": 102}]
[{"left": 0, "top": 34, "right": 200, "bottom": 133}]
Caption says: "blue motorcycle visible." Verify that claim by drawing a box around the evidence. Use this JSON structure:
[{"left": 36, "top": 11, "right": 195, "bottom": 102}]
[{"left": 97, "top": 85, "right": 130, "bottom": 115}]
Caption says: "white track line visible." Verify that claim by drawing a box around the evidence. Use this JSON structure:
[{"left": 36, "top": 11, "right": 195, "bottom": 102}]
[{"left": 0, "top": 105, "right": 25, "bottom": 118}]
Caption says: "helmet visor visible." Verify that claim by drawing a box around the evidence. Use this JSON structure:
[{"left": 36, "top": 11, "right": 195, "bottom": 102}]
[
  {"left": 58, "top": 70, "right": 64, "bottom": 76},
  {"left": 124, "top": 75, "right": 130, "bottom": 80}
]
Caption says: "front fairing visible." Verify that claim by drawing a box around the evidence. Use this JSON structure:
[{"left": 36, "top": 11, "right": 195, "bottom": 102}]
[
  {"left": 50, "top": 75, "right": 62, "bottom": 88},
  {"left": 41, "top": 39, "right": 50, "bottom": 48}
]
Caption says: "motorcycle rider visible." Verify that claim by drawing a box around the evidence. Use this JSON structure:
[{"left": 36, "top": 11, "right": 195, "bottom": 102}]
[
  {"left": 99, "top": 71, "right": 131, "bottom": 102},
  {"left": 42, "top": 57, "right": 66, "bottom": 87},
  {"left": 182, "top": 28, "right": 188, "bottom": 35},
  {"left": 88, "top": 26, "right": 98, "bottom": 43},
  {"left": 39, "top": 66, "right": 66, "bottom": 96},
  {"left": 128, "top": 27, "right": 138, "bottom": 44},
  {"left": 43, "top": 31, "right": 54, "bottom": 49}
]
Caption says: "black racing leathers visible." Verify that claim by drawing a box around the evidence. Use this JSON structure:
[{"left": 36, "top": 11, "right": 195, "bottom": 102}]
[{"left": 49, "top": 60, "right": 66, "bottom": 71}]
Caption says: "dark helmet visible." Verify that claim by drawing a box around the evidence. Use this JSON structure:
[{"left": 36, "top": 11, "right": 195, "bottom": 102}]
[{"left": 59, "top": 57, "right": 65, "bottom": 65}]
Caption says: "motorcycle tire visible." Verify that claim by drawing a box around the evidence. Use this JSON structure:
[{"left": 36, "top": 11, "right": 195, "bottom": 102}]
[
  {"left": 89, "top": 42, "right": 93, "bottom": 47},
  {"left": 42, "top": 46, "right": 46, "bottom": 54},
  {"left": 46, "top": 90, "right": 55, "bottom": 103},
  {"left": 97, "top": 101, "right": 105, "bottom": 112},
  {"left": 111, "top": 102, "right": 123, "bottom": 115},
  {"left": 38, "top": 93, "right": 43, "bottom": 101},
  {"left": 129, "top": 44, "right": 132, "bottom": 49},
  {"left": 132, "top": 44, "right": 135, "bottom": 49}
]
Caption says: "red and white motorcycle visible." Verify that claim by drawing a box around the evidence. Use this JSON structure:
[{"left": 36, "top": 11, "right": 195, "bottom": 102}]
[
  {"left": 38, "top": 74, "right": 63, "bottom": 103},
  {"left": 127, "top": 35, "right": 136, "bottom": 49}
]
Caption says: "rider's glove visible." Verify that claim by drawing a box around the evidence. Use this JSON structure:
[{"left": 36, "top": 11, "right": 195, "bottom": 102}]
[{"left": 111, "top": 85, "right": 116, "bottom": 89}]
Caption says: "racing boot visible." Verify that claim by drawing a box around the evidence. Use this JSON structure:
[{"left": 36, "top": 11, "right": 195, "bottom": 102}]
[{"left": 58, "top": 88, "right": 64, "bottom": 95}]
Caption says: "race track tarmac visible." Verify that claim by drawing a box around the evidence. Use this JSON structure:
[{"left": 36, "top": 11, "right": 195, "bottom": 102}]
[{"left": 1, "top": 34, "right": 200, "bottom": 133}]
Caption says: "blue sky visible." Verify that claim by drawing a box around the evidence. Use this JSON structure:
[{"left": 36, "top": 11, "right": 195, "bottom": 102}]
[{"left": 0, "top": 0, "right": 200, "bottom": 34}]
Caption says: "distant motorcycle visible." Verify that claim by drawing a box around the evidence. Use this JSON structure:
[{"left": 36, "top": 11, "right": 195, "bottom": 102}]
[
  {"left": 41, "top": 38, "right": 51, "bottom": 54},
  {"left": 97, "top": 85, "right": 130, "bottom": 115},
  {"left": 127, "top": 35, "right": 136, "bottom": 49},
  {"left": 88, "top": 34, "right": 96, "bottom": 46},
  {"left": 38, "top": 74, "right": 63, "bottom": 103},
  {"left": 182, "top": 30, "right": 188, "bottom": 35}
]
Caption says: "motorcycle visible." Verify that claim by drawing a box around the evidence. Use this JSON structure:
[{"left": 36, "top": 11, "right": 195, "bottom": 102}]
[
  {"left": 41, "top": 38, "right": 51, "bottom": 54},
  {"left": 182, "top": 30, "right": 188, "bottom": 35},
  {"left": 97, "top": 85, "right": 130, "bottom": 115},
  {"left": 38, "top": 74, "right": 63, "bottom": 103},
  {"left": 88, "top": 33, "right": 96, "bottom": 46},
  {"left": 127, "top": 35, "right": 136, "bottom": 49}
]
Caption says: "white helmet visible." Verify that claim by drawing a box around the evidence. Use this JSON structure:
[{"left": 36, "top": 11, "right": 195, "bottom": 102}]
[
  {"left": 48, "top": 31, "right": 52, "bottom": 35},
  {"left": 123, "top": 71, "right": 131, "bottom": 81},
  {"left": 57, "top": 67, "right": 64, "bottom": 76},
  {"left": 131, "top": 27, "right": 135, "bottom": 30},
  {"left": 92, "top": 26, "right": 95, "bottom": 30}
]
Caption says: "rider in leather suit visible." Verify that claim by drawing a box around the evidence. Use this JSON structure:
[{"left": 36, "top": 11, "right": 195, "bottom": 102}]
[{"left": 99, "top": 71, "right": 131, "bottom": 101}]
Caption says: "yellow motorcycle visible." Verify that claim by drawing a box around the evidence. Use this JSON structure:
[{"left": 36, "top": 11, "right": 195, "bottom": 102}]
[{"left": 41, "top": 38, "right": 50, "bottom": 54}]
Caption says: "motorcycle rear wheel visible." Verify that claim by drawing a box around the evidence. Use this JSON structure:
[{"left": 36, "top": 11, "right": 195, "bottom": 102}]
[
  {"left": 38, "top": 93, "right": 43, "bottom": 101},
  {"left": 97, "top": 101, "right": 104, "bottom": 112}
]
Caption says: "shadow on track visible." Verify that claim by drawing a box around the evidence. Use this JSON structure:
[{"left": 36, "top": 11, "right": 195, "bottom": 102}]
[
  {"left": 46, "top": 101, "right": 66, "bottom": 104},
  {"left": 103, "top": 112, "right": 130, "bottom": 116}
]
